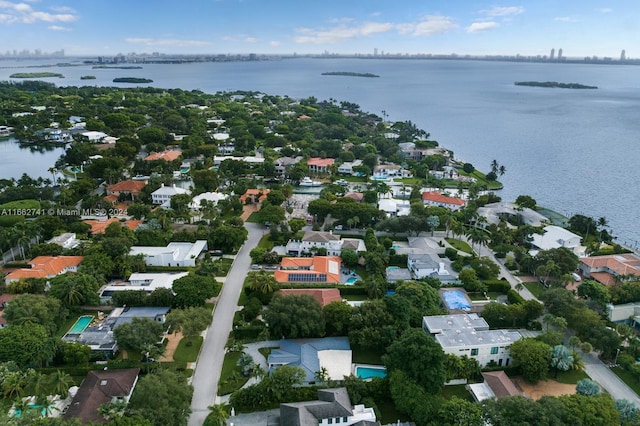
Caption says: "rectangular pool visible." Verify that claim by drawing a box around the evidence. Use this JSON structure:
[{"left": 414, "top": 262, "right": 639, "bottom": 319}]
[
  {"left": 67, "top": 315, "right": 93, "bottom": 334},
  {"left": 441, "top": 290, "right": 472, "bottom": 311},
  {"left": 355, "top": 365, "right": 387, "bottom": 380}
]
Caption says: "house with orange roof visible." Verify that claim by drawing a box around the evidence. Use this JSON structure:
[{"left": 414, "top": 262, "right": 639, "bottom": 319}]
[
  {"left": 274, "top": 256, "right": 341, "bottom": 284},
  {"left": 578, "top": 253, "right": 640, "bottom": 286},
  {"left": 84, "top": 218, "right": 143, "bottom": 235},
  {"left": 422, "top": 191, "right": 466, "bottom": 211},
  {"left": 278, "top": 288, "right": 343, "bottom": 307},
  {"left": 4, "top": 256, "right": 83, "bottom": 284},
  {"left": 144, "top": 150, "right": 182, "bottom": 162},
  {"left": 307, "top": 157, "right": 335, "bottom": 174},
  {"left": 239, "top": 188, "right": 270, "bottom": 205},
  {"left": 106, "top": 180, "right": 146, "bottom": 201}
]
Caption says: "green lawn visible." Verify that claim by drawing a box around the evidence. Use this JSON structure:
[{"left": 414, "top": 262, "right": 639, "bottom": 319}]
[
  {"left": 245, "top": 212, "right": 262, "bottom": 223},
  {"left": 214, "top": 257, "right": 233, "bottom": 276},
  {"left": 342, "top": 294, "right": 368, "bottom": 302},
  {"left": 468, "top": 292, "right": 503, "bottom": 301},
  {"left": 445, "top": 238, "right": 473, "bottom": 254},
  {"left": 523, "top": 281, "right": 547, "bottom": 299},
  {"left": 173, "top": 336, "right": 204, "bottom": 363},
  {"left": 555, "top": 369, "right": 589, "bottom": 384},
  {"left": 440, "top": 384, "right": 473, "bottom": 401},
  {"left": 612, "top": 367, "right": 640, "bottom": 395},
  {"left": 218, "top": 351, "right": 250, "bottom": 395},
  {"left": 257, "top": 234, "right": 274, "bottom": 250}
]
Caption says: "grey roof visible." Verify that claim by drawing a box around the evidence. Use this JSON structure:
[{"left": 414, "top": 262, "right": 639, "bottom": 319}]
[
  {"left": 280, "top": 388, "right": 353, "bottom": 426},
  {"left": 302, "top": 231, "right": 341, "bottom": 243},
  {"left": 408, "top": 253, "right": 440, "bottom": 269},
  {"left": 268, "top": 337, "right": 350, "bottom": 382},
  {"left": 386, "top": 267, "right": 412, "bottom": 282},
  {"left": 423, "top": 313, "right": 489, "bottom": 334},
  {"left": 435, "top": 329, "right": 522, "bottom": 349}
]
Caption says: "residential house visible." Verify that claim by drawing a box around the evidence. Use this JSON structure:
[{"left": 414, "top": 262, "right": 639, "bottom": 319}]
[
  {"left": 529, "top": 225, "right": 585, "bottom": 257},
  {"left": 307, "top": 158, "right": 335, "bottom": 174},
  {"left": 476, "top": 202, "right": 548, "bottom": 227},
  {"left": 279, "top": 388, "right": 378, "bottom": 426},
  {"left": 274, "top": 256, "right": 342, "bottom": 284},
  {"left": 84, "top": 218, "right": 143, "bottom": 235},
  {"left": 578, "top": 253, "right": 640, "bottom": 286},
  {"left": 239, "top": 188, "right": 271, "bottom": 204},
  {"left": 80, "top": 131, "right": 109, "bottom": 142},
  {"left": 275, "top": 156, "right": 303, "bottom": 177},
  {"left": 151, "top": 184, "right": 191, "bottom": 206},
  {"left": 64, "top": 307, "right": 170, "bottom": 355},
  {"left": 285, "top": 231, "right": 366, "bottom": 257},
  {"left": 5, "top": 256, "right": 83, "bottom": 284},
  {"left": 467, "top": 371, "right": 523, "bottom": 402},
  {"left": 144, "top": 150, "right": 182, "bottom": 162},
  {"left": 268, "top": 338, "right": 352, "bottom": 383},
  {"left": 421, "top": 191, "right": 466, "bottom": 211},
  {"left": 407, "top": 253, "right": 454, "bottom": 282},
  {"left": 378, "top": 199, "right": 411, "bottom": 217},
  {"left": 213, "top": 155, "right": 264, "bottom": 166},
  {"left": 385, "top": 267, "right": 412, "bottom": 283},
  {"left": 106, "top": 180, "right": 146, "bottom": 201},
  {"left": 47, "top": 233, "right": 81, "bottom": 249},
  {"left": 99, "top": 272, "right": 189, "bottom": 301},
  {"left": 608, "top": 302, "right": 640, "bottom": 325},
  {"left": 423, "top": 313, "right": 522, "bottom": 367},
  {"left": 190, "top": 192, "right": 228, "bottom": 210},
  {"left": 130, "top": 240, "right": 207, "bottom": 267},
  {"left": 372, "top": 164, "right": 412, "bottom": 179},
  {"left": 337, "top": 160, "right": 362, "bottom": 176},
  {"left": 63, "top": 368, "right": 140, "bottom": 424},
  {"left": 217, "top": 142, "right": 235, "bottom": 155},
  {"left": 278, "top": 288, "right": 343, "bottom": 307},
  {"left": 344, "top": 192, "right": 364, "bottom": 202}
]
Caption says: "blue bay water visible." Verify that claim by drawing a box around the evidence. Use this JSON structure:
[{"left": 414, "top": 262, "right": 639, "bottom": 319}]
[{"left": 1, "top": 58, "right": 639, "bottom": 246}]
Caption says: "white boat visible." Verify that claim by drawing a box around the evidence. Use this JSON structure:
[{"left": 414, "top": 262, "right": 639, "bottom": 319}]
[
  {"left": 335, "top": 179, "right": 349, "bottom": 186},
  {"left": 0, "top": 126, "right": 14, "bottom": 137},
  {"left": 299, "top": 177, "right": 323, "bottom": 187}
]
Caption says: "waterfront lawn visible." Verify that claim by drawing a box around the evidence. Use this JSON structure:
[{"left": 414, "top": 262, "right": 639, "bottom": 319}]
[
  {"left": 457, "top": 169, "right": 503, "bottom": 189},
  {"left": 612, "top": 367, "right": 640, "bottom": 395},
  {"left": 218, "top": 351, "right": 250, "bottom": 395},
  {"left": 445, "top": 238, "right": 473, "bottom": 254},
  {"left": 351, "top": 347, "right": 383, "bottom": 365},
  {"left": 173, "top": 336, "right": 203, "bottom": 363},
  {"left": 523, "top": 281, "right": 547, "bottom": 299}
]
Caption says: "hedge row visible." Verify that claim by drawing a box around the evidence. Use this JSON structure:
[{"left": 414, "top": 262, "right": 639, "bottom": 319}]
[
  {"left": 275, "top": 284, "right": 368, "bottom": 296},
  {"left": 507, "top": 289, "right": 525, "bottom": 304},
  {"left": 485, "top": 280, "right": 511, "bottom": 293},
  {"left": 232, "top": 325, "right": 266, "bottom": 341}
]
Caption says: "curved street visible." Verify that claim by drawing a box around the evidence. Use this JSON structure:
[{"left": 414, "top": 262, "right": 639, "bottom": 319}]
[{"left": 188, "top": 222, "right": 264, "bottom": 426}]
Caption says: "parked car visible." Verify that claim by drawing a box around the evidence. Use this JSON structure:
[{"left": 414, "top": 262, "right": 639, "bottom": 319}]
[{"left": 250, "top": 264, "right": 262, "bottom": 270}]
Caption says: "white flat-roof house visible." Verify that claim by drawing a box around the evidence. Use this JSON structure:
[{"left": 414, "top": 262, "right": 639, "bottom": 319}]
[
  {"left": 151, "top": 184, "right": 191, "bottom": 207},
  {"left": 372, "top": 164, "right": 413, "bottom": 179},
  {"left": 337, "top": 160, "right": 362, "bottom": 176},
  {"left": 190, "top": 192, "right": 228, "bottom": 210},
  {"left": 99, "top": 272, "right": 189, "bottom": 300},
  {"left": 285, "top": 231, "right": 366, "bottom": 256},
  {"left": 130, "top": 241, "right": 208, "bottom": 267},
  {"left": 423, "top": 313, "right": 522, "bottom": 367},
  {"left": 530, "top": 225, "right": 585, "bottom": 257}
]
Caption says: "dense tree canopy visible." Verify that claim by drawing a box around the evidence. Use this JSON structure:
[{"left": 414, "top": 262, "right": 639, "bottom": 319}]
[{"left": 263, "top": 294, "right": 325, "bottom": 339}]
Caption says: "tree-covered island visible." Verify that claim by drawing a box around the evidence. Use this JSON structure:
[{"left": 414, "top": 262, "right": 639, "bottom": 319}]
[
  {"left": 9, "top": 72, "right": 64, "bottom": 79},
  {"left": 515, "top": 81, "right": 598, "bottom": 89},
  {"left": 113, "top": 77, "right": 154, "bottom": 83},
  {"left": 322, "top": 71, "right": 380, "bottom": 77},
  {"left": 80, "top": 75, "right": 96, "bottom": 80}
]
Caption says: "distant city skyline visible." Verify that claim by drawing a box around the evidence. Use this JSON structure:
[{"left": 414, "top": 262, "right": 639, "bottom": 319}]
[{"left": 0, "top": 0, "right": 637, "bottom": 58}]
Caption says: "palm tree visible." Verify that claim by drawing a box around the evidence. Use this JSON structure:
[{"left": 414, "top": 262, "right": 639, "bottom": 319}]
[
  {"left": 247, "top": 271, "right": 277, "bottom": 294},
  {"left": 3, "top": 373, "right": 28, "bottom": 399},
  {"left": 550, "top": 345, "right": 574, "bottom": 378},
  {"left": 490, "top": 159, "right": 499, "bottom": 175},
  {"left": 204, "top": 404, "right": 230, "bottom": 426},
  {"left": 98, "top": 400, "right": 127, "bottom": 420},
  {"left": 47, "top": 370, "right": 74, "bottom": 398},
  {"left": 498, "top": 165, "right": 507, "bottom": 177},
  {"left": 598, "top": 217, "right": 608, "bottom": 242},
  {"left": 48, "top": 167, "right": 57, "bottom": 186}
]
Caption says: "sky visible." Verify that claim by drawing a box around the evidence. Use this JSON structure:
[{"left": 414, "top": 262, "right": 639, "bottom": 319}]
[{"left": 0, "top": 0, "right": 637, "bottom": 58}]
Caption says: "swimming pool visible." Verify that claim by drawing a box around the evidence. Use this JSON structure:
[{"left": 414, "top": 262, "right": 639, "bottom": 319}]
[
  {"left": 355, "top": 365, "right": 387, "bottom": 380},
  {"left": 441, "top": 290, "right": 472, "bottom": 311},
  {"left": 387, "top": 266, "right": 399, "bottom": 270},
  {"left": 345, "top": 277, "right": 358, "bottom": 285},
  {"left": 68, "top": 315, "right": 93, "bottom": 334}
]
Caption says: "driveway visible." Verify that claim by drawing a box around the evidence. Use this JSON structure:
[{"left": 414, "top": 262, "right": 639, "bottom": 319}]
[
  {"left": 582, "top": 351, "right": 640, "bottom": 406},
  {"left": 188, "top": 222, "right": 264, "bottom": 426}
]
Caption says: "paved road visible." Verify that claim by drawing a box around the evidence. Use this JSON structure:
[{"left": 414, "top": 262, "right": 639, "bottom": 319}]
[
  {"left": 583, "top": 351, "right": 640, "bottom": 406},
  {"left": 188, "top": 223, "right": 264, "bottom": 426}
]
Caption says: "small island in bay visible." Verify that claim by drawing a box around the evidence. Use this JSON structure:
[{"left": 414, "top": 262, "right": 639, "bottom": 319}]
[
  {"left": 322, "top": 71, "right": 380, "bottom": 78},
  {"left": 515, "top": 81, "right": 598, "bottom": 89},
  {"left": 80, "top": 75, "right": 96, "bottom": 80},
  {"left": 10, "top": 72, "right": 64, "bottom": 79},
  {"left": 93, "top": 65, "right": 143, "bottom": 69},
  {"left": 113, "top": 77, "right": 153, "bottom": 83}
]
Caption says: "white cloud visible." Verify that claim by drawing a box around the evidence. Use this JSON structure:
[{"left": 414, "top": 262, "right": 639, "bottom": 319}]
[
  {"left": 467, "top": 21, "right": 499, "bottom": 33},
  {"left": 244, "top": 37, "right": 258, "bottom": 43},
  {"left": 412, "top": 15, "right": 458, "bottom": 35},
  {"left": 50, "top": 6, "right": 75, "bottom": 13},
  {"left": 269, "top": 41, "right": 280, "bottom": 47},
  {"left": 125, "top": 38, "right": 211, "bottom": 47},
  {"left": 554, "top": 16, "right": 576, "bottom": 22},
  {"left": 481, "top": 6, "right": 524, "bottom": 17},
  {"left": 598, "top": 8, "right": 612, "bottom": 13},
  {"left": 48, "top": 24, "right": 70, "bottom": 31},
  {"left": 0, "top": 1, "right": 77, "bottom": 23}
]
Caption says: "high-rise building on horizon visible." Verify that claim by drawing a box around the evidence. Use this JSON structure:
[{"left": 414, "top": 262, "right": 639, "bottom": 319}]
[
  {"left": 621, "top": 49, "right": 626, "bottom": 61},
  {"left": 550, "top": 48, "right": 555, "bottom": 60},
  {"left": 374, "top": 48, "right": 378, "bottom": 57},
  {"left": 558, "top": 48, "right": 563, "bottom": 60}
]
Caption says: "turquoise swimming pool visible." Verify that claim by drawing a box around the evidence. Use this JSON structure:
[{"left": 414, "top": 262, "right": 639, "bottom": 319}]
[
  {"left": 68, "top": 315, "right": 92, "bottom": 334},
  {"left": 355, "top": 366, "right": 387, "bottom": 380},
  {"left": 345, "top": 277, "right": 358, "bottom": 285}
]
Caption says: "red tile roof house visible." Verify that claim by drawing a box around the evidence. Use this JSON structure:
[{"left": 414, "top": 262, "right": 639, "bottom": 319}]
[
  {"left": 578, "top": 253, "right": 640, "bottom": 286},
  {"left": 84, "top": 218, "right": 143, "bottom": 235},
  {"left": 63, "top": 368, "right": 140, "bottom": 424},
  {"left": 239, "top": 188, "right": 270, "bottom": 205},
  {"left": 144, "top": 150, "right": 182, "bottom": 162},
  {"left": 307, "top": 157, "right": 335, "bottom": 174},
  {"left": 106, "top": 180, "right": 146, "bottom": 201},
  {"left": 274, "top": 256, "right": 342, "bottom": 284},
  {"left": 278, "top": 288, "right": 343, "bottom": 307},
  {"left": 4, "top": 256, "right": 83, "bottom": 285},
  {"left": 422, "top": 191, "right": 466, "bottom": 211}
]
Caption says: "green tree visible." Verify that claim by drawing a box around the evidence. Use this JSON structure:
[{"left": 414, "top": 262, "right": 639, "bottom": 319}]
[
  {"left": 247, "top": 271, "right": 278, "bottom": 295},
  {"left": 62, "top": 342, "right": 92, "bottom": 366},
  {"left": 263, "top": 294, "right": 325, "bottom": 339},
  {"left": 79, "top": 251, "right": 116, "bottom": 283},
  {"left": 127, "top": 369, "right": 193, "bottom": 426},
  {"left": 166, "top": 307, "right": 211, "bottom": 345},
  {"left": 3, "top": 294, "right": 66, "bottom": 336},
  {"left": 203, "top": 404, "right": 229, "bottom": 426},
  {"left": 49, "top": 273, "right": 100, "bottom": 308},
  {"left": 0, "top": 323, "right": 56, "bottom": 367},
  {"left": 113, "top": 317, "right": 164, "bottom": 355},
  {"left": 173, "top": 273, "right": 219, "bottom": 308},
  {"left": 323, "top": 301, "right": 353, "bottom": 336},
  {"left": 550, "top": 345, "right": 574, "bottom": 378},
  {"left": 437, "top": 396, "right": 483, "bottom": 426},
  {"left": 576, "top": 378, "right": 601, "bottom": 396},
  {"left": 383, "top": 328, "right": 446, "bottom": 394},
  {"left": 510, "top": 338, "right": 551, "bottom": 383},
  {"left": 515, "top": 195, "right": 537, "bottom": 209}
]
